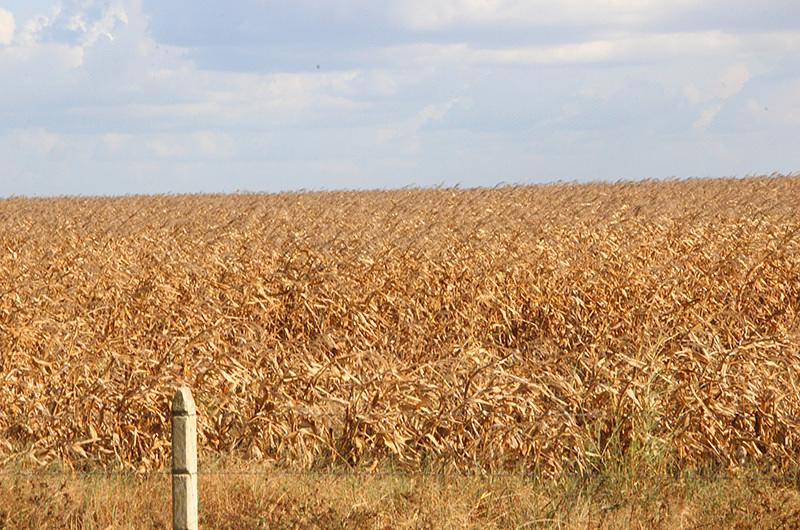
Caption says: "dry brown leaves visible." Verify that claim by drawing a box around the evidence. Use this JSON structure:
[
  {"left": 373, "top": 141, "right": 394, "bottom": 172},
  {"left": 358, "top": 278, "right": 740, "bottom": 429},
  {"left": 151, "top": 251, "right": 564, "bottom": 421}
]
[{"left": 1, "top": 176, "right": 799, "bottom": 477}]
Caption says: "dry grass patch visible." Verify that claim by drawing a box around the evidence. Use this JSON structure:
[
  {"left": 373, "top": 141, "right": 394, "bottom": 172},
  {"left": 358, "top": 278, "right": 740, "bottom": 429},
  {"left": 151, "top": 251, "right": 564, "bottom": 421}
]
[{"left": 3, "top": 462, "right": 800, "bottom": 528}]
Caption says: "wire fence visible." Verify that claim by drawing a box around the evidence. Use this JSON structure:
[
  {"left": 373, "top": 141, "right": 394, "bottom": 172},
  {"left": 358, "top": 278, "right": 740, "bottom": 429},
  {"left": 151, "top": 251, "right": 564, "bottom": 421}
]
[
  {"left": 4, "top": 399, "right": 800, "bottom": 482},
  {"left": 0, "top": 469, "right": 528, "bottom": 479},
  {"left": 2, "top": 466, "right": 800, "bottom": 481},
  {"left": 5, "top": 386, "right": 800, "bottom": 530},
  {"left": 5, "top": 410, "right": 800, "bottom": 423},
  {"left": 3, "top": 468, "right": 800, "bottom": 489}
]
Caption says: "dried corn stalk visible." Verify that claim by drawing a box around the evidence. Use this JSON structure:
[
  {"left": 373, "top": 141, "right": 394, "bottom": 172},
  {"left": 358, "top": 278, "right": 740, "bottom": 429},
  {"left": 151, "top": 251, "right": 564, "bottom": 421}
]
[{"left": 1, "top": 176, "right": 799, "bottom": 477}]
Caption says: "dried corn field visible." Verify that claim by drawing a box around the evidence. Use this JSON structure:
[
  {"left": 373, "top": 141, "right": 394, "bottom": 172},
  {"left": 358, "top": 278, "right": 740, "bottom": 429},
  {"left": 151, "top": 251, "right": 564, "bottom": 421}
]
[{"left": 1, "top": 176, "right": 800, "bottom": 477}]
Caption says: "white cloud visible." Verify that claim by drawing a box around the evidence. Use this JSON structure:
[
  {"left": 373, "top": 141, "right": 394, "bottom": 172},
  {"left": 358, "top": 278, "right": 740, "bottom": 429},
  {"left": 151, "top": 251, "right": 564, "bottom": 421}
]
[
  {"left": 101, "top": 132, "right": 132, "bottom": 152},
  {"left": 745, "top": 79, "right": 800, "bottom": 127},
  {"left": 116, "top": 69, "right": 367, "bottom": 128},
  {"left": 0, "top": 8, "right": 14, "bottom": 45},
  {"left": 684, "top": 63, "right": 750, "bottom": 105},
  {"left": 147, "top": 137, "right": 185, "bottom": 158},
  {"left": 693, "top": 104, "right": 722, "bottom": 130},
  {"left": 470, "top": 40, "right": 618, "bottom": 65},
  {"left": 720, "top": 64, "right": 751, "bottom": 97},
  {"left": 15, "top": 2, "right": 129, "bottom": 47},
  {"left": 375, "top": 30, "right": 800, "bottom": 70},
  {"left": 0, "top": 41, "right": 84, "bottom": 71},
  {"left": 190, "top": 131, "right": 236, "bottom": 158},
  {"left": 393, "top": 0, "right": 700, "bottom": 30},
  {"left": 0, "top": 2, "right": 132, "bottom": 74},
  {"left": 80, "top": 5, "right": 129, "bottom": 46},
  {"left": 470, "top": 31, "right": 799, "bottom": 66},
  {"left": 685, "top": 63, "right": 750, "bottom": 131},
  {"left": 10, "top": 128, "right": 63, "bottom": 156},
  {"left": 414, "top": 98, "right": 467, "bottom": 127},
  {"left": 1, "top": 1, "right": 369, "bottom": 134},
  {"left": 145, "top": 132, "right": 237, "bottom": 159},
  {"left": 16, "top": 9, "right": 60, "bottom": 46},
  {"left": 377, "top": 97, "right": 469, "bottom": 150}
]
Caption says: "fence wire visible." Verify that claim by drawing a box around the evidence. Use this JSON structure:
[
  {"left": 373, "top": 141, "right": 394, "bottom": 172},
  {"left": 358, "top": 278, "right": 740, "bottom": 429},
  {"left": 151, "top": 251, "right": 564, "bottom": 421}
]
[
  {"left": 5, "top": 410, "right": 800, "bottom": 423},
  {"left": 4, "top": 410, "right": 800, "bottom": 481},
  {"left": 2, "top": 468, "right": 800, "bottom": 486}
]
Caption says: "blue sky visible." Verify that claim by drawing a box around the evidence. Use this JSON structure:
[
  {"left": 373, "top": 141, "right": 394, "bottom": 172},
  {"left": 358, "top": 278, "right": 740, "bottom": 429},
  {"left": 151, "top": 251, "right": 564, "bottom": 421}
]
[{"left": 1, "top": 1, "right": 799, "bottom": 197}]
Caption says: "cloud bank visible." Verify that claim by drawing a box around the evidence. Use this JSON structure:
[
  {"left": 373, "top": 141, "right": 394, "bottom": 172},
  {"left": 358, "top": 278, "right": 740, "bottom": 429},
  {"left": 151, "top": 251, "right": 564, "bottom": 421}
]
[
  {"left": 0, "top": 8, "right": 14, "bottom": 45},
  {"left": 1, "top": 0, "right": 799, "bottom": 196}
]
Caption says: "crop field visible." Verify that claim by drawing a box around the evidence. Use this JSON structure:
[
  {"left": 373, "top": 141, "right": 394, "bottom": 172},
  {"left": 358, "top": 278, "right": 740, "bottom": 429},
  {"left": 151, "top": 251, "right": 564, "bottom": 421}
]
[{"left": 1, "top": 175, "right": 799, "bottom": 480}]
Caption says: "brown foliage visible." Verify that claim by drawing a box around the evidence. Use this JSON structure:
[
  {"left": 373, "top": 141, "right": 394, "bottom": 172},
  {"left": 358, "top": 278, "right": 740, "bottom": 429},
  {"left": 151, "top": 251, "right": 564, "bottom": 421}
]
[{"left": 1, "top": 176, "right": 799, "bottom": 476}]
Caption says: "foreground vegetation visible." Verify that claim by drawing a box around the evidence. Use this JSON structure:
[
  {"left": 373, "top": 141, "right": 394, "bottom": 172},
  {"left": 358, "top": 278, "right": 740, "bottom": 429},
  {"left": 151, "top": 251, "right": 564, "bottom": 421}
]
[
  {"left": 3, "top": 460, "right": 800, "bottom": 528},
  {"left": 1, "top": 175, "right": 800, "bottom": 525}
]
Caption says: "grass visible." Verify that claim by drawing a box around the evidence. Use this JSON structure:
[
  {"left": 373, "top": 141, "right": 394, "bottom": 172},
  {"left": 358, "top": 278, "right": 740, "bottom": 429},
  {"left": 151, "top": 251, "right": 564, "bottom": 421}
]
[{"left": 3, "top": 460, "right": 800, "bottom": 528}]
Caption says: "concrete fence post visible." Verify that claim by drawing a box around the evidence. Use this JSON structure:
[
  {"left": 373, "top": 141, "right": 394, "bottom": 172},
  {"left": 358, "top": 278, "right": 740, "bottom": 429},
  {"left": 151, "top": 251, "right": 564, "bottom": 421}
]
[{"left": 172, "top": 386, "right": 198, "bottom": 530}]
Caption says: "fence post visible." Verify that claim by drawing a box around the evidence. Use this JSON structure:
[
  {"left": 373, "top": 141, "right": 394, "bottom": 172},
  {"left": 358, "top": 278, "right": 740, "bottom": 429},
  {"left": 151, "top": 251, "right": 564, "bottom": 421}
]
[{"left": 172, "top": 386, "right": 198, "bottom": 530}]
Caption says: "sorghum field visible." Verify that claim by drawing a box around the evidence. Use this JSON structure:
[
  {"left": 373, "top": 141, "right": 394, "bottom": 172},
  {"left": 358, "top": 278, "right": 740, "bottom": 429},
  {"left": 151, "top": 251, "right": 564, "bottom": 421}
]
[{"left": 1, "top": 176, "right": 799, "bottom": 484}]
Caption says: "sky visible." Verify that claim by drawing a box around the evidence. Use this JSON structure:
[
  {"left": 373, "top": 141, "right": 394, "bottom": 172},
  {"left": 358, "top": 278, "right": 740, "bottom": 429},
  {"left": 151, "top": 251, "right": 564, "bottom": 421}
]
[{"left": 0, "top": 1, "right": 799, "bottom": 197}]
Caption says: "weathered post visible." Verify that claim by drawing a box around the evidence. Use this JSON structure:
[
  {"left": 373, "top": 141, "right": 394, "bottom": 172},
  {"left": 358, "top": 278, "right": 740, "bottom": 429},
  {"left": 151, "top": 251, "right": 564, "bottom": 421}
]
[{"left": 172, "top": 386, "right": 198, "bottom": 530}]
